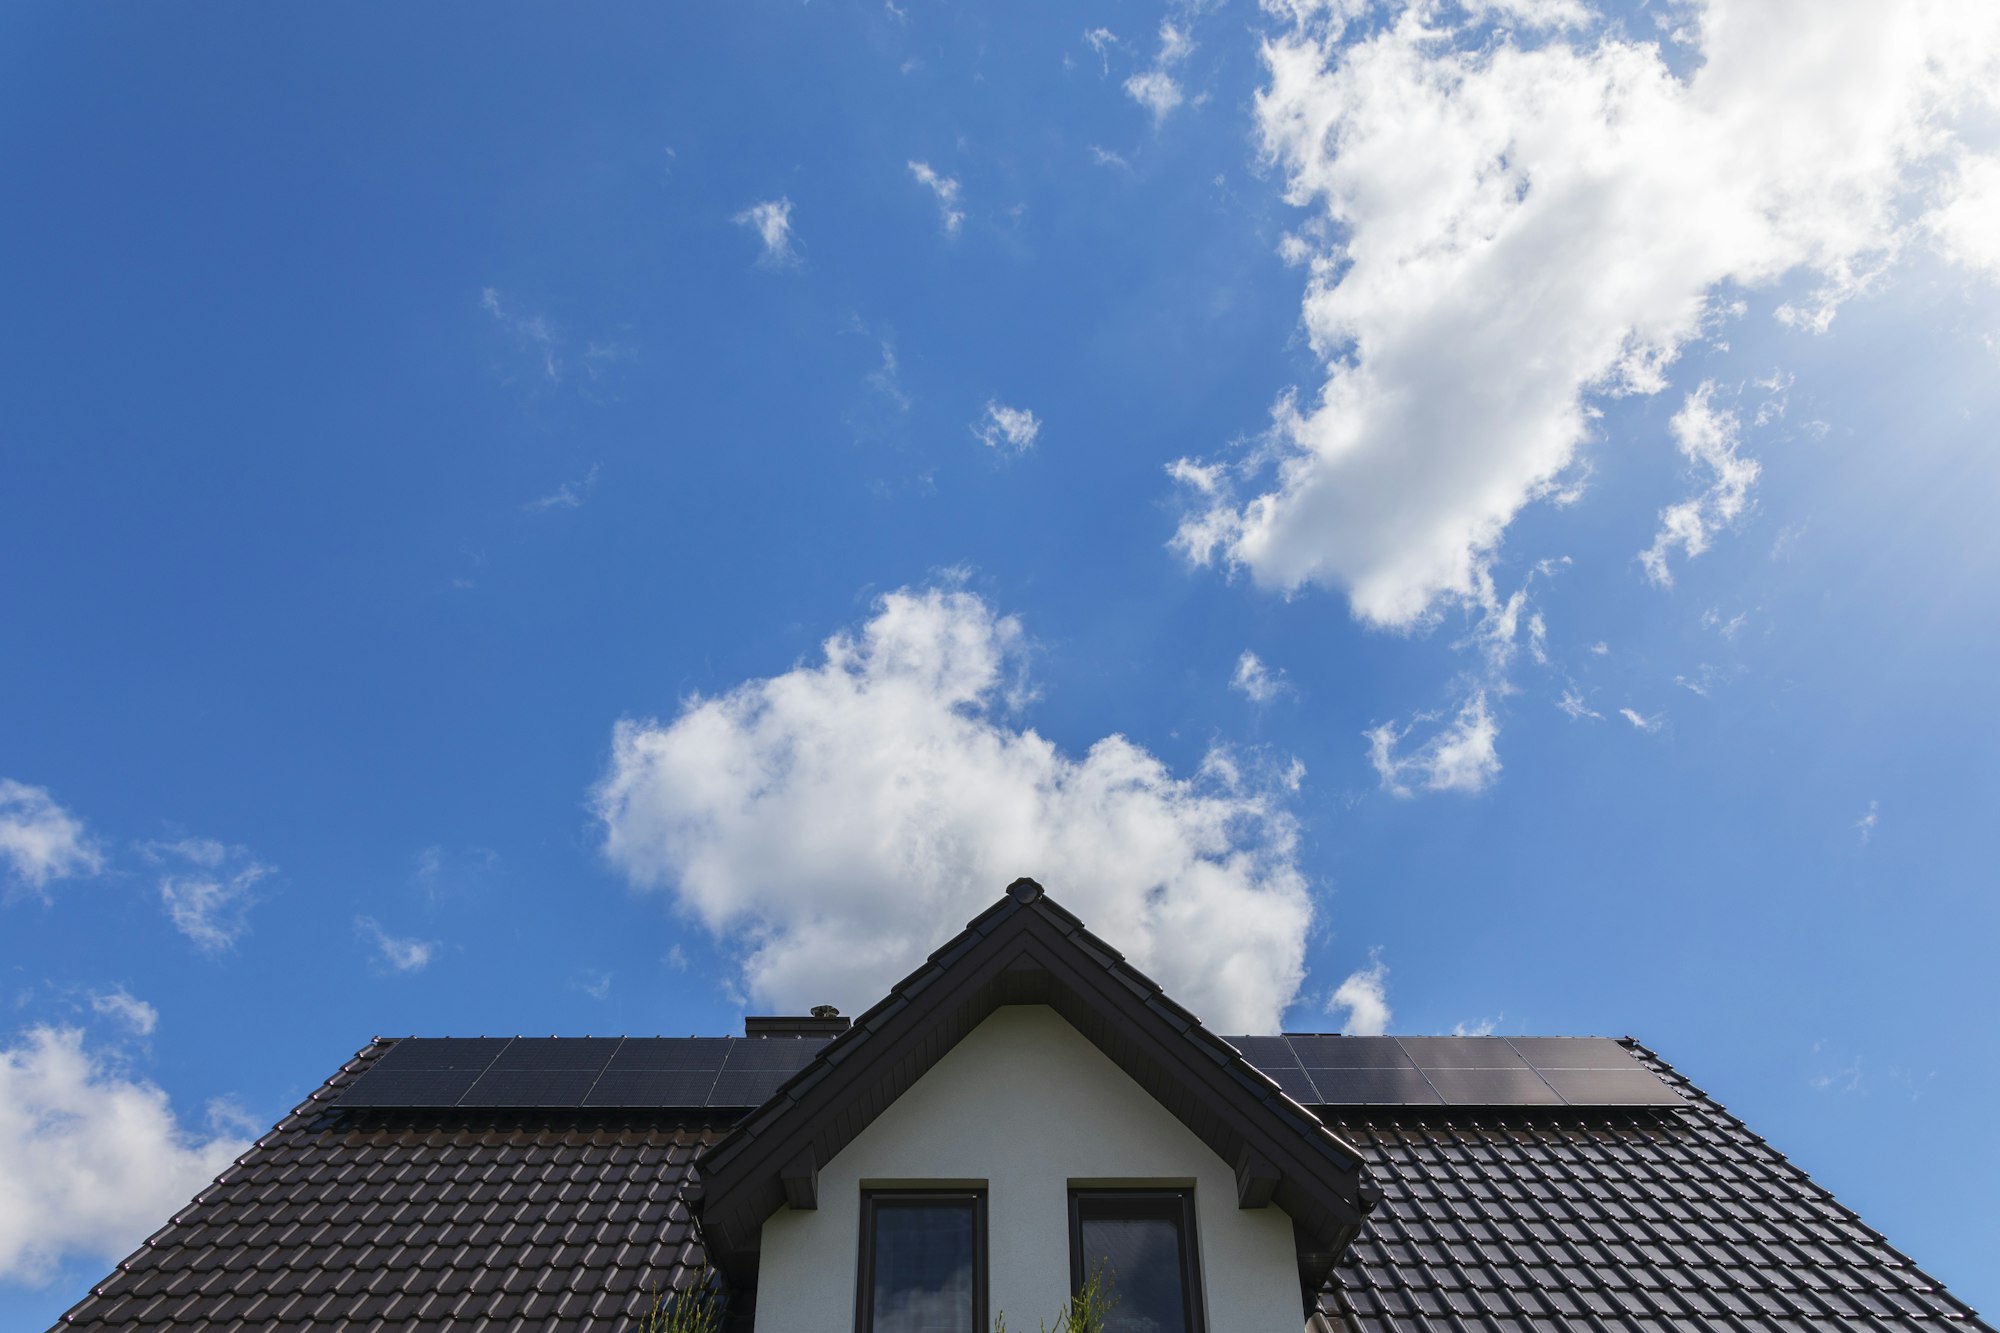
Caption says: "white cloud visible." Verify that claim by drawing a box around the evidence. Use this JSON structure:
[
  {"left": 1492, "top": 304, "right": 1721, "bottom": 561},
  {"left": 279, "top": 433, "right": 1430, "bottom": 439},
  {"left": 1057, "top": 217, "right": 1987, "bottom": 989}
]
[
  {"left": 1087, "top": 145, "right": 1133, "bottom": 172},
  {"left": 88, "top": 988, "right": 158, "bottom": 1037},
  {"left": 355, "top": 917, "right": 436, "bottom": 973},
  {"left": 1124, "top": 21, "right": 1196, "bottom": 123},
  {"left": 0, "top": 1025, "right": 248, "bottom": 1283},
  {"left": 973, "top": 400, "right": 1042, "bottom": 453},
  {"left": 0, "top": 779, "right": 102, "bottom": 896},
  {"left": 593, "top": 587, "right": 1312, "bottom": 1032},
  {"left": 479, "top": 287, "right": 561, "bottom": 382},
  {"left": 144, "top": 838, "right": 270, "bottom": 954},
  {"left": 1232, "top": 650, "right": 1290, "bottom": 703},
  {"left": 1124, "top": 70, "right": 1186, "bottom": 123},
  {"left": 573, "top": 970, "right": 613, "bottom": 1002},
  {"left": 907, "top": 161, "right": 965, "bottom": 235},
  {"left": 1174, "top": 0, "right": 2000, "bottom": 628},
  {"left": 1084, "top": 27, "right": 1119, "bottom": 74},
  {"left": 1588, "top": 641, "right": 1609, "bottom": 656},
  {"left": 522, "top": 463, "right": 601, "bottom": 514},
  {"left": 1366, "top": 692, "right": 1500, "bottom": 796},
  {"left": 1641, "top": 384, "right": 1761, "bottom": 585},
  {"left": 1925, "top": 150, "right": 2000, "bottom": 277},
  {"left": 1856, "top": 799, "right": 1881, "bottom": 844},
  {"left": 1451, "top": 1014, "right": 1501, "bottom": 1037},
  {"left": 1555, "top": 688, "right": 1601, "bottom": 721},
  {"left": 735, "top": 197, "right": 799, "bottom": 268},
  {"left": 1618, "top": 707, "right": 1663, "bottom": 733},
  {"left": 1327, "top": 951, "right": 1389, "bottom": 1036}
]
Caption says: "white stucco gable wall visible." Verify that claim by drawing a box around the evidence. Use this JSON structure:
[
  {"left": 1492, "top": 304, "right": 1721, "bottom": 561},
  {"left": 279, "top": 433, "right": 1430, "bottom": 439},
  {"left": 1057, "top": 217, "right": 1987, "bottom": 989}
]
[{"left": 753, "top": 1004, "right": 1306, "bottom": 1333}]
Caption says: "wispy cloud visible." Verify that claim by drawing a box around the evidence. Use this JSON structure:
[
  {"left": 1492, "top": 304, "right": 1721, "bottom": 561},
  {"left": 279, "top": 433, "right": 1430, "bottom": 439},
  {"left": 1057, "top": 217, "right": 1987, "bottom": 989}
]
[
  {"left": 1231, "top": 651, "right": 1290, "bottom": 703},
  {"left": 573, "top": 969, "right": 613, "bottom": 1002},
  {"left": 355, "top": 916, "right": 437, "bottom": 973},
  {"left": 88, "top": 987, "right": 158, "bottom": 1037},
  {"left": 1618, "top": 708, "right": 1664, "bottom": 734},
  {"left": 973, "top": 400, "right": 1041, "bottom": 453},
  {"left": 1855, "top": 799, "right": 1880, "bottom": 844},
  {"left": 522, "top": 463, "right": 602, "bottom": 514},
  {"left": 907, "top": 161, "right": 965, "bottom": 235},
  {"left": 480, "top": 287, "right": 562, "bottom": 383},
  {"left": 1367, "top": 693, "right": 1500, "bottom": 797},
  {"left": 143, "top": 837, "right": 270, "bottom": 954},
  {"left": 0, "top": 779, "right": 103, "bottom": 898},
  {"left": 1641, "top": 384, "right": 1761, "bottom": 587},
  {"left": 1123, "top": 21, "right": 1194, "bottom": 124},
  {"left": 1083, "top": 27, "right": 1118, "bottom": 75},
  {"left": 735, "top": 197, "right": 800, "bottom": 268},
  {"left": 1327, "top": 950, "right": 1390, "bottom": 1036},
  {"left": 1087, "top": 145, "right": 1132, "bottom": 172},
  {"left": 1555, "top": 689, "right": 1601, "bottom": 721}
]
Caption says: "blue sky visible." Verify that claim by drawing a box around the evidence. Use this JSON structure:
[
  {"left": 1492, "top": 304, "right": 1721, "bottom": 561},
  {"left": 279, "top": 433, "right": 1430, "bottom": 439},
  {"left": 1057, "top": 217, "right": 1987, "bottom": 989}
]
[{"left": 3, "top": 0, "right": 1999, "bottom": 1324}]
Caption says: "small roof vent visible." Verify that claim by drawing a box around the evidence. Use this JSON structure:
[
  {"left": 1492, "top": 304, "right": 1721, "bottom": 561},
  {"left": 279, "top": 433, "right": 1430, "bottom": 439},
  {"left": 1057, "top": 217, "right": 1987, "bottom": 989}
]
[{"left": 745, "top": 1009, "right": 850, "bottom": 1039}]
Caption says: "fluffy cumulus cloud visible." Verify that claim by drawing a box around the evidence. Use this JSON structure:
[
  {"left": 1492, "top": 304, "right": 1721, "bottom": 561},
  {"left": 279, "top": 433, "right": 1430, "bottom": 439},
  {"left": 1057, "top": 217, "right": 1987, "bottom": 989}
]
[
  {"left": 0, "top": 1025, "right": 249, "bottom": 1282},
  {"left": 144, "top": 838, "right": 271, "bottom": 953},
  {"left": 1327, "top": 951, "right": 1390, "bottom": 1036},
  {"left": 594, "top": 588, "right": 1312, "bottom": 1031},
  {"left": 0, "top": 779, "right": 102, "bottom": 896},
  {"left": 1173, "top": 0, "right": 2000, "bottom": 628}
]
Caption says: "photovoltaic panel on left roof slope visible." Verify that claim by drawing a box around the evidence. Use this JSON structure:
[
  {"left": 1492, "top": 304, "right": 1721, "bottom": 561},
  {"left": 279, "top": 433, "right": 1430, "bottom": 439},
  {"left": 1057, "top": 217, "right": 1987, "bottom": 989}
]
[
  {"left": 335, "top": 1036, "right": 834, "bottom": 1109},
  {"left": 1222, "top": 1035, "right": 1685, "bottom": 1108}
]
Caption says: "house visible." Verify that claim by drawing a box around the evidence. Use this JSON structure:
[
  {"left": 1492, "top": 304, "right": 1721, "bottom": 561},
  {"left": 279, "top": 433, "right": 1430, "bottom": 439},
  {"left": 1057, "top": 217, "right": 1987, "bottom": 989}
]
[{"left": 54, "top": 878, "right": 1991, "bottom": 1333}]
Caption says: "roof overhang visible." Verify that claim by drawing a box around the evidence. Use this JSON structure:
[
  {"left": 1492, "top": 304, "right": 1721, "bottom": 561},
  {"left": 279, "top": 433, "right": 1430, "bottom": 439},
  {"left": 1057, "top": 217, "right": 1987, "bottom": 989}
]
[{"left": 695, "top": 879, "right": 1375, "bottom": 1295}]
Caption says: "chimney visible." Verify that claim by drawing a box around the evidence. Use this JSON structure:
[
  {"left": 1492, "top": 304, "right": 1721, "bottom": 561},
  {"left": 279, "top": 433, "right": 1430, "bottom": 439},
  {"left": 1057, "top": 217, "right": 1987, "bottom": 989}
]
[{"left": 744, "top": 1005, "right": 850, "bottom": 1039}]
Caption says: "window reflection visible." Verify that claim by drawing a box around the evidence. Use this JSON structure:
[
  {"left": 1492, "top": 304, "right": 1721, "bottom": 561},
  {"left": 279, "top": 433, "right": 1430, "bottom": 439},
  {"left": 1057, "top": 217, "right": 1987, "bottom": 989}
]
[{"left": 863, "top": 1194, "right": 984, "bottom": 1333}]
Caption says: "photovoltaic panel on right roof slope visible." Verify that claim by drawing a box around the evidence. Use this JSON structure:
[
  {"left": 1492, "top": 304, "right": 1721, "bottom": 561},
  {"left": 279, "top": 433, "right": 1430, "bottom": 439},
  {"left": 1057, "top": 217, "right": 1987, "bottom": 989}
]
[{"left": 1220, "top": 1035, "right": 1685, "bottom": 1108}]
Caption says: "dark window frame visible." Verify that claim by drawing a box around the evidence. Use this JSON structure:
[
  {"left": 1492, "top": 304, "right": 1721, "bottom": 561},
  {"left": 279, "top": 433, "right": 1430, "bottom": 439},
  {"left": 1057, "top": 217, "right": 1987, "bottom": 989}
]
[
  {"left": 855, "top": 1188, "right": 989, "bottom": 1333},
  {"left": 1066, "top": 1188, "right": 1206, "bottom": 1333}
]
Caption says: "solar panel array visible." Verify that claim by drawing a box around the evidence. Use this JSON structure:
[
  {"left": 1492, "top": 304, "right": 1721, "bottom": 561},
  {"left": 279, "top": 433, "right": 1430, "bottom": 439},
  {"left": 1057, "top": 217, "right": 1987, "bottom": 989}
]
[
  {"left": 1220, "top": 1034, "right": 1683, "bottom": 1108},
  {"left": 337, "top": 1036, "right": 833, "bottom": 1110},
  {"left": 337, "top": 1032, "right": 1679, "bottom": 1111}
]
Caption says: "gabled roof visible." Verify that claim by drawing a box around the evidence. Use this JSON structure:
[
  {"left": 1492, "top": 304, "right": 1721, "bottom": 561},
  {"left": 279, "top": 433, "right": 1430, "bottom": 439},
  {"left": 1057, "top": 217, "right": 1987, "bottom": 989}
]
[
  {"left": 694, "top": 878, "right": 1376, "bottom": 1294},
  {"left": 46, "top": 877, "right": 1995, "bottom": 1333}
]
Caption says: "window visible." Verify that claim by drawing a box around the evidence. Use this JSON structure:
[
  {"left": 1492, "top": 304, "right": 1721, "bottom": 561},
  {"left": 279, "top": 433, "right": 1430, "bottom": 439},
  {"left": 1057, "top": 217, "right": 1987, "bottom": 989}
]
[
  {"left": 857, "top": 1190, "right": 987, "bottom": 1333},
  {"left": 1068, "top": 1190, "right": 1204, "bottom": 1333}
]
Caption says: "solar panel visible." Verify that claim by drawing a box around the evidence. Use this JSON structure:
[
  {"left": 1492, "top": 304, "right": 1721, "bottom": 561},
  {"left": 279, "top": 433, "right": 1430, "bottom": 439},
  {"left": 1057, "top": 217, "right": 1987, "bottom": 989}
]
[
  {"left": 337, "top": 1068, "right": 487, "bottom": 1107},
  {"left": 1261, "top": 1067, "right": 1320, "bottom": 1104},
  {"left": 458, "top": 1068, "right": 605, "bottom": 1107},
  {"left": 1224, "top": 1036, "right": 1302, "bottom": 1067},
  {"left": 1424, "top": 1067, "right": 1562, "bottom": 1106},
  {"left": 1286, "top": 1036, "right": 1415, "bottom": 1068},
  {"left": 583, "top": 1069, "right": 724, "bottom": 1107},
  {"left": 1537, "top": 1067, "right": 1683, "bottom": 1106},
  {"left": 1306, "top": 1067, "right": 1442, "bottom": 1105},
  {"left": 486, "top": 1038, "right": 623, "bottom": 1071},
  {"left": 607, "top": 1038, "right": 732, "bottom": 1071},
  {"left": 1398, "top": 1037, "right": 1530, "bottom": 1070},
  {"left": 369, "top": 1038, "right": 512, "bottom": 1071},
  {"left": 707, "top": 1068, "right": 801, "bottom": 1105},
  {"left": 718, "top": 1039, "right": 829, "bottom": 1071},
  {"left": 1505, "top": 1037, "right": 1633, "bottom": 1068}
]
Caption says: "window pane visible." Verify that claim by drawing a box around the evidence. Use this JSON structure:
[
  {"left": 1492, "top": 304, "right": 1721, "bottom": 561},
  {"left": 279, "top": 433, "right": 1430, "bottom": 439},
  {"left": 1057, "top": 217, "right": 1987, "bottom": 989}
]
[
  {"left": 870, "top": 1202, "right": 976, "bottom": 1333},
  {"left": 1078, "top": 1214, "right": 1188, "bottom": 1333}
]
